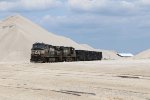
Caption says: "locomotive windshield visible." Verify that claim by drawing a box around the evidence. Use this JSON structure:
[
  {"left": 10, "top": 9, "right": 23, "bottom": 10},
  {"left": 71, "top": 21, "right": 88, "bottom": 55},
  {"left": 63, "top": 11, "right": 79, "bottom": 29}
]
[{"left": 32, "top": 43, "right": 45, "bottom": 50}]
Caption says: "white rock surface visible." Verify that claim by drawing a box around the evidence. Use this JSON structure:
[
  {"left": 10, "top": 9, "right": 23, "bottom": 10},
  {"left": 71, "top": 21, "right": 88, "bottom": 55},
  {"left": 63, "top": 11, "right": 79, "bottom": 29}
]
[
  {"left": 134, "top": 49, "right": 150, "bottom": 59},
  {"left": 0, "top": 60, "right": 150, "bottom": 100}
]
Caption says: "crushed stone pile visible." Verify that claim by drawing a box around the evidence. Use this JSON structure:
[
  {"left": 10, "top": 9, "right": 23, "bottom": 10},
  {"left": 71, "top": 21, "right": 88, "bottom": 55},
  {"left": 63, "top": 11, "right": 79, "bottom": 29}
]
[
  {"left": 0, "top": 15, "right": 89, "bottom": 62},
  {"left": 134, "top": 49, "right": 150, "bottom": 59}
]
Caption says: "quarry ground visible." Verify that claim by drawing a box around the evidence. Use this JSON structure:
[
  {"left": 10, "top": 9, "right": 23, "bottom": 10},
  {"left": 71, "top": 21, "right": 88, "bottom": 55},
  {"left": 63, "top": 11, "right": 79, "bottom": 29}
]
[{"left": 0, "top": 60, "right": 150, "bottom": 100}]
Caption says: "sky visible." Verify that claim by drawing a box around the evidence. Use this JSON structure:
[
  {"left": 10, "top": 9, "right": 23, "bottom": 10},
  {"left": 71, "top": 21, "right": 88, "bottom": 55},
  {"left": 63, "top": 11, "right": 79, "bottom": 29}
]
[{"left": 0, "top": 0, "right": 150, "bottom": 54}]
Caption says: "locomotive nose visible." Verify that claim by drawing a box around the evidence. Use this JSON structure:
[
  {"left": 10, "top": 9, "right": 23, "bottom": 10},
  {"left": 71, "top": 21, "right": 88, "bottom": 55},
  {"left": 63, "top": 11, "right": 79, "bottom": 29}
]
[
  {"left": 33, "top": 50, "right": 45, "bottom": 55},
  {"left": 34, "top": 50, "right": 40, "bottom": 54},
  {"left": 33, "top": 50, "right": 40, "bottom": 55}
]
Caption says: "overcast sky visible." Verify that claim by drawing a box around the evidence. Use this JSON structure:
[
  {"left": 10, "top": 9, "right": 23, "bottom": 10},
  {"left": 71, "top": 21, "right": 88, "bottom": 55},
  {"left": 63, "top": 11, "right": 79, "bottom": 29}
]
[{"left": 1, "top": 0, "right": 150, "bottom": 54}]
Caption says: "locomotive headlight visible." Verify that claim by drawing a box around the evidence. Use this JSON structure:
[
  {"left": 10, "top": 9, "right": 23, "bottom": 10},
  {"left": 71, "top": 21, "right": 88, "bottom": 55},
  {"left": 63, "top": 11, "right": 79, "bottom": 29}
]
[{"left": 34, "top": 50, "right": 40, "bottom": 54}]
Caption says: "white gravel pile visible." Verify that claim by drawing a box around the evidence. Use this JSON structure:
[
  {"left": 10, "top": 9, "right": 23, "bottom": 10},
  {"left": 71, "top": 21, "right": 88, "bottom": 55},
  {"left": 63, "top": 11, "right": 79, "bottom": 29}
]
[{"left": 0, "top": 15, "right": 89, "bottom": 62}]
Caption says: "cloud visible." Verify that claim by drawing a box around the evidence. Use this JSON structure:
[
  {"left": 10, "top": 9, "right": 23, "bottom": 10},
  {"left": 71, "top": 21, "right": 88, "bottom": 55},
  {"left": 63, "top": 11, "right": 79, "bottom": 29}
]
[
  {"left": 41, "top": 12, "right": 150, "bottom": 40},
  {"left": 67, "top": 0, "right": 150, "bottom": 15},
  {"left": 0, "top": 0, "right": 62, "bottom": 11},
  {"left": 139, "top": 0, "right": 150, "bottom": 5},
  {"left": 1, "top": 0, "right": 150, "bottom": 15},
  {"left": 68, "top": 0, "right": 136, "bottom": 15},
  {"left": 20, "top": 0, "right": 62, "bottom": 10},
  {"left": 0, "top": 1, "right": 17, "bottom": 11}
]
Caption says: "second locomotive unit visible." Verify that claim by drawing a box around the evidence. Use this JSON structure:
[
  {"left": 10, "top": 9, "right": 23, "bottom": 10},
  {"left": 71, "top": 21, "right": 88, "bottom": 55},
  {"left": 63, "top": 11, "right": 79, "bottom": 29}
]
[{"left": 30, "top": 43, "right": 102, "bottom": 63}]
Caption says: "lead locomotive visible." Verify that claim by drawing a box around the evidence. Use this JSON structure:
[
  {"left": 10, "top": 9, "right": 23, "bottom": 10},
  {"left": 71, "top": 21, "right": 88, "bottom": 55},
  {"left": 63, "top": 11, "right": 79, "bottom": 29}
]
[{"left": 30, "top": 43, "right": 102, "bottom": 63}]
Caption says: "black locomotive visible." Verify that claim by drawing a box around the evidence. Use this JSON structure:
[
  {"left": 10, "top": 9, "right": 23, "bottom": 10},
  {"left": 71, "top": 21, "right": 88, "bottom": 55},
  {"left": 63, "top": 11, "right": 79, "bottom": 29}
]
[{"left": 30, "top": 43, "right": 102, "bottom": 63}]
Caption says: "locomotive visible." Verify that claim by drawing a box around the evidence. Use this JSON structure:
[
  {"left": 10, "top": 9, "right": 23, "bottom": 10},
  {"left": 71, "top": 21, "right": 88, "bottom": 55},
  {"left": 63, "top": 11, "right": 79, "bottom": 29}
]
[{"left": 30, "top": 43, "right": 102, "bottom": 63}]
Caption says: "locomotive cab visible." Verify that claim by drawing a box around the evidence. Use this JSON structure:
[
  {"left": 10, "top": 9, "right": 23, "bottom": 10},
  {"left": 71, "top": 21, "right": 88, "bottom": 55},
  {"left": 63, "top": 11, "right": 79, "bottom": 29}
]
[{"left": 30, "top": 43, "right": 49, "bottom": 62}]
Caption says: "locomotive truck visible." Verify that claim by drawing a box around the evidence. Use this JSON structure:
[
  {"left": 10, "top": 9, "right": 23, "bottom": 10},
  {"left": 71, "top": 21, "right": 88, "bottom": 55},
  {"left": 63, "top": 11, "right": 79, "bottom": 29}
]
[{"left": 30, "top": 43, "right": 102, "bottom": 63}]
